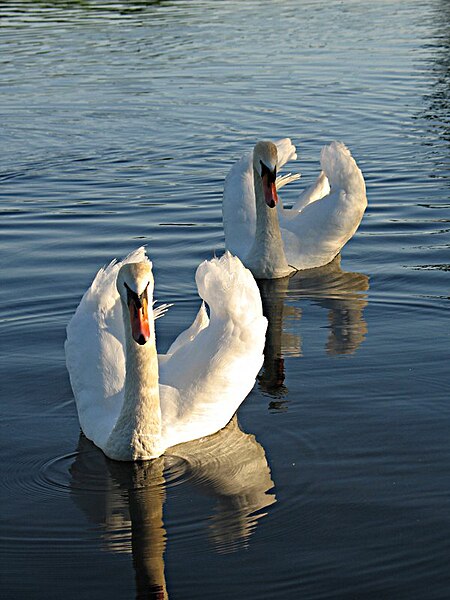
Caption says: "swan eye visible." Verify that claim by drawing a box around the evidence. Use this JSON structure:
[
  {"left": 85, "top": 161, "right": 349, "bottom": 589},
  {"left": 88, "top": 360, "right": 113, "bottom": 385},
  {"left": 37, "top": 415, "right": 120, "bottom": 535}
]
[
  {"left": 260, "top": 160, "right": 277, "bottom": 182},
  {"left": 124, "top": 282, "right": 149, "bottom": 310}
]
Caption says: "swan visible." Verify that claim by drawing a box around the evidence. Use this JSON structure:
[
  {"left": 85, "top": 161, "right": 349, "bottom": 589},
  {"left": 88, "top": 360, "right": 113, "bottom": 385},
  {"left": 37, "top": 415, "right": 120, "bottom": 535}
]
[
  {"left": 65, "top": 248, "right": 267, "bottom": 461},
  {"left": 222, "top": 138, "right": 367, "bottom": 278}
]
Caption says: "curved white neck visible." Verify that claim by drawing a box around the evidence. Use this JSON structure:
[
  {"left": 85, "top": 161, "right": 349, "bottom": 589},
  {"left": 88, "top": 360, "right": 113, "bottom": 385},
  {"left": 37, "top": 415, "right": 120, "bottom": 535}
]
[
  {"left": 245, "top": 166, "right": 293, "bottom": 279},
  {"left": 105, "top": 305, "right": 162, "bottom": 461}
]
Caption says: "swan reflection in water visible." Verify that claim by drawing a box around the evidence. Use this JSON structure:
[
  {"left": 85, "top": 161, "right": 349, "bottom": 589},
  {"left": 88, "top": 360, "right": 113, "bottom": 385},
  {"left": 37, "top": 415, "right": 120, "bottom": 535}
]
[
  {"left": 70, "top": 417, "right": 275, "bottom": 599},
  {"left": 257, "top": 255, "right": 369, "bottom": 398}
]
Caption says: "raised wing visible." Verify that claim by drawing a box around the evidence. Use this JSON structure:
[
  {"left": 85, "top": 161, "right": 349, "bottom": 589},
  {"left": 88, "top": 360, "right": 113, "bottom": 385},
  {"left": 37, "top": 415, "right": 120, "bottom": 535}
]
[
  {"left": 280, "top": 142, "right": 367, "bottom": 270},
  {"left": 159, "top": 252, "right": 267, "bottom": 451}
]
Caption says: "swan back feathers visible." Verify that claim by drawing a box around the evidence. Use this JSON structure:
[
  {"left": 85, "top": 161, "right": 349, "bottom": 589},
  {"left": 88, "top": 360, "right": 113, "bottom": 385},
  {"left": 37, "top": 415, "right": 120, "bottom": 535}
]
[
  {"left": 195, "top": 252, "right": 264, "bottom": 324},
  {"left": 320, "top": 141, "right": 366, "bottom": 198}
]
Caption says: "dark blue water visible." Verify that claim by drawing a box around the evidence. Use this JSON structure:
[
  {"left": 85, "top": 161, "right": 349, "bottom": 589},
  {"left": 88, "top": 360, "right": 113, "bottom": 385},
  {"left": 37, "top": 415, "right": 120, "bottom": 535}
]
[{"left": 1, "top": 1, "right": 449, "bottom": 599}]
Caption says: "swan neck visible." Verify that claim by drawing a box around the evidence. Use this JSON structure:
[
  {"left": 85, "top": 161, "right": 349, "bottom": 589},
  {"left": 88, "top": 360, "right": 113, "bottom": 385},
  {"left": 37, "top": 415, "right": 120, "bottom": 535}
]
[
  {"left": 105, "top": 304, "right": 162, "bottom": 460},
  {"left": 245, "top": 166, "right": 292, "bottom": 279},
  {"left": 124, "top": 326, "right": 160, "bottom": 414},
  {"left": 254, "top": 171, "right": 280, "bottom": 230}
]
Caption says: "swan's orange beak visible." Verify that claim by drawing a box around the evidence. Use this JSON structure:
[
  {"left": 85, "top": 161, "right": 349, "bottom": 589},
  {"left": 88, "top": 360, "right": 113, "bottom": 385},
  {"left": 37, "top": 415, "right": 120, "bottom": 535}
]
[
  {"left": 129, "top": 295, "right": 150, "bottom": 345},
  {"left": 261, "top": 163, "right": 278, "bottom": 208}
]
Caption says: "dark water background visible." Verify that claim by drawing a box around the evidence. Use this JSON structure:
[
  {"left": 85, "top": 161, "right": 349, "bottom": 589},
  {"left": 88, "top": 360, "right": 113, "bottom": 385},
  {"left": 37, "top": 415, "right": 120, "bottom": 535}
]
[{"left": 1, "top": 1, "right": 449, "bottom": 598}]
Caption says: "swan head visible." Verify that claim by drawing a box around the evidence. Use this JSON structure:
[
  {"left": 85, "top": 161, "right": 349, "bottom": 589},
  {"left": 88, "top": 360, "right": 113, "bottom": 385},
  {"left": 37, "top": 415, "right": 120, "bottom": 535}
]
[
  {"left": 253, "top": 141, "right": 279, "bottom": 208},
  {"left": 117, "top": 261, "right": 154, "bottom": 346}
]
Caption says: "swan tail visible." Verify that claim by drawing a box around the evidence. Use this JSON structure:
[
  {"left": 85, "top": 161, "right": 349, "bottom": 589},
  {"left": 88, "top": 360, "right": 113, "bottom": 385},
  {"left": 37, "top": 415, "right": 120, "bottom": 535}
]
[
  {"left": 320, "top": 142, "right": 366, "bottom": 197},
  {"left": 276, "top": 172, "right": 301, "bottom": 190},
  {"left": 195, "top": 252, "right": 264, "bottom": 325}
]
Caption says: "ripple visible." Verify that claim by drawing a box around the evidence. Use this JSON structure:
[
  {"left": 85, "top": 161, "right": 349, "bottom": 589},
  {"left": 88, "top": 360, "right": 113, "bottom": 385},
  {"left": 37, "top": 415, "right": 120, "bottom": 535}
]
[
  {"left": 40, "top": 452, "right": 82, "bottom": 495},
  {"left": 1, "top": 0, "right": 450, "bottom": 597},
  {"left": 1, "top": 451, "right": 79, "bottom": 509}
]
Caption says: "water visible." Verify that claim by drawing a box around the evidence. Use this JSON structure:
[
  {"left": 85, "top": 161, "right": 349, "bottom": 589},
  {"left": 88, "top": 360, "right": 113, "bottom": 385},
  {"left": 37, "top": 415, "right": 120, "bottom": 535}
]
[{"left": 1, "top": 1, "right": 449, "bottom": 598}]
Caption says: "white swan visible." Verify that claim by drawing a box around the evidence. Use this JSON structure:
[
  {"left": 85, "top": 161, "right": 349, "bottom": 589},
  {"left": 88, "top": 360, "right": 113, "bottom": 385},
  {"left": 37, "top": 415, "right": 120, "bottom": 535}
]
[
  {"left": 65, "top": 248, "right": 267, "bottom": 461},
  {"left": 222, "top": 139, "right": 367, "bottom": 278}
]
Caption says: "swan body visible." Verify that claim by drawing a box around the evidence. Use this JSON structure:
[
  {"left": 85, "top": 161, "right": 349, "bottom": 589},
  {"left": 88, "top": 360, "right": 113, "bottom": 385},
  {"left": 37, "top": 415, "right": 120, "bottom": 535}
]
[
  {"left": 65, "top": 248, "right": 267, "bottom": 461},
  {"left": 223, "top": 139, "right": 367, "bottom": 278}
]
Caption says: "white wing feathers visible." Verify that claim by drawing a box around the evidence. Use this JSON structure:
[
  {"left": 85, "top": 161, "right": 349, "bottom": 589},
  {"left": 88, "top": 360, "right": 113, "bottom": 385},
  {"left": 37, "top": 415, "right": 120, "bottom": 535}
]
[
  {"left": 165, "top": 302, "right": 209, "bottom": 355},
  {"left": 276, "top": 172, "right": 301, "bottom": 190},
  {"left": 159, "top": 252, "right": 267, "bottom": 450},
  {"left": 280, "top": 142, "right": 367, "bottom": 269}
]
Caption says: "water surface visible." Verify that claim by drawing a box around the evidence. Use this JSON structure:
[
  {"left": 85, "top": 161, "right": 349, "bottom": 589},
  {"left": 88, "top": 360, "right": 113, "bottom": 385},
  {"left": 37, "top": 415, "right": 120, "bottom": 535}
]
[{"left": 1, "top": 1, "right": 449, "bottom": 599}]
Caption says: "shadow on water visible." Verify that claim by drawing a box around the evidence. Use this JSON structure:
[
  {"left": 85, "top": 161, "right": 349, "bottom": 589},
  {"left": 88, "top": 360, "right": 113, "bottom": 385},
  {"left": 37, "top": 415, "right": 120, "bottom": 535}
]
[
  {"left": 70, "top": 417, "right": 275, "bottom": 599},
  {"left": 257, "top": 255, "right": 369, "bottom": 400}
]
